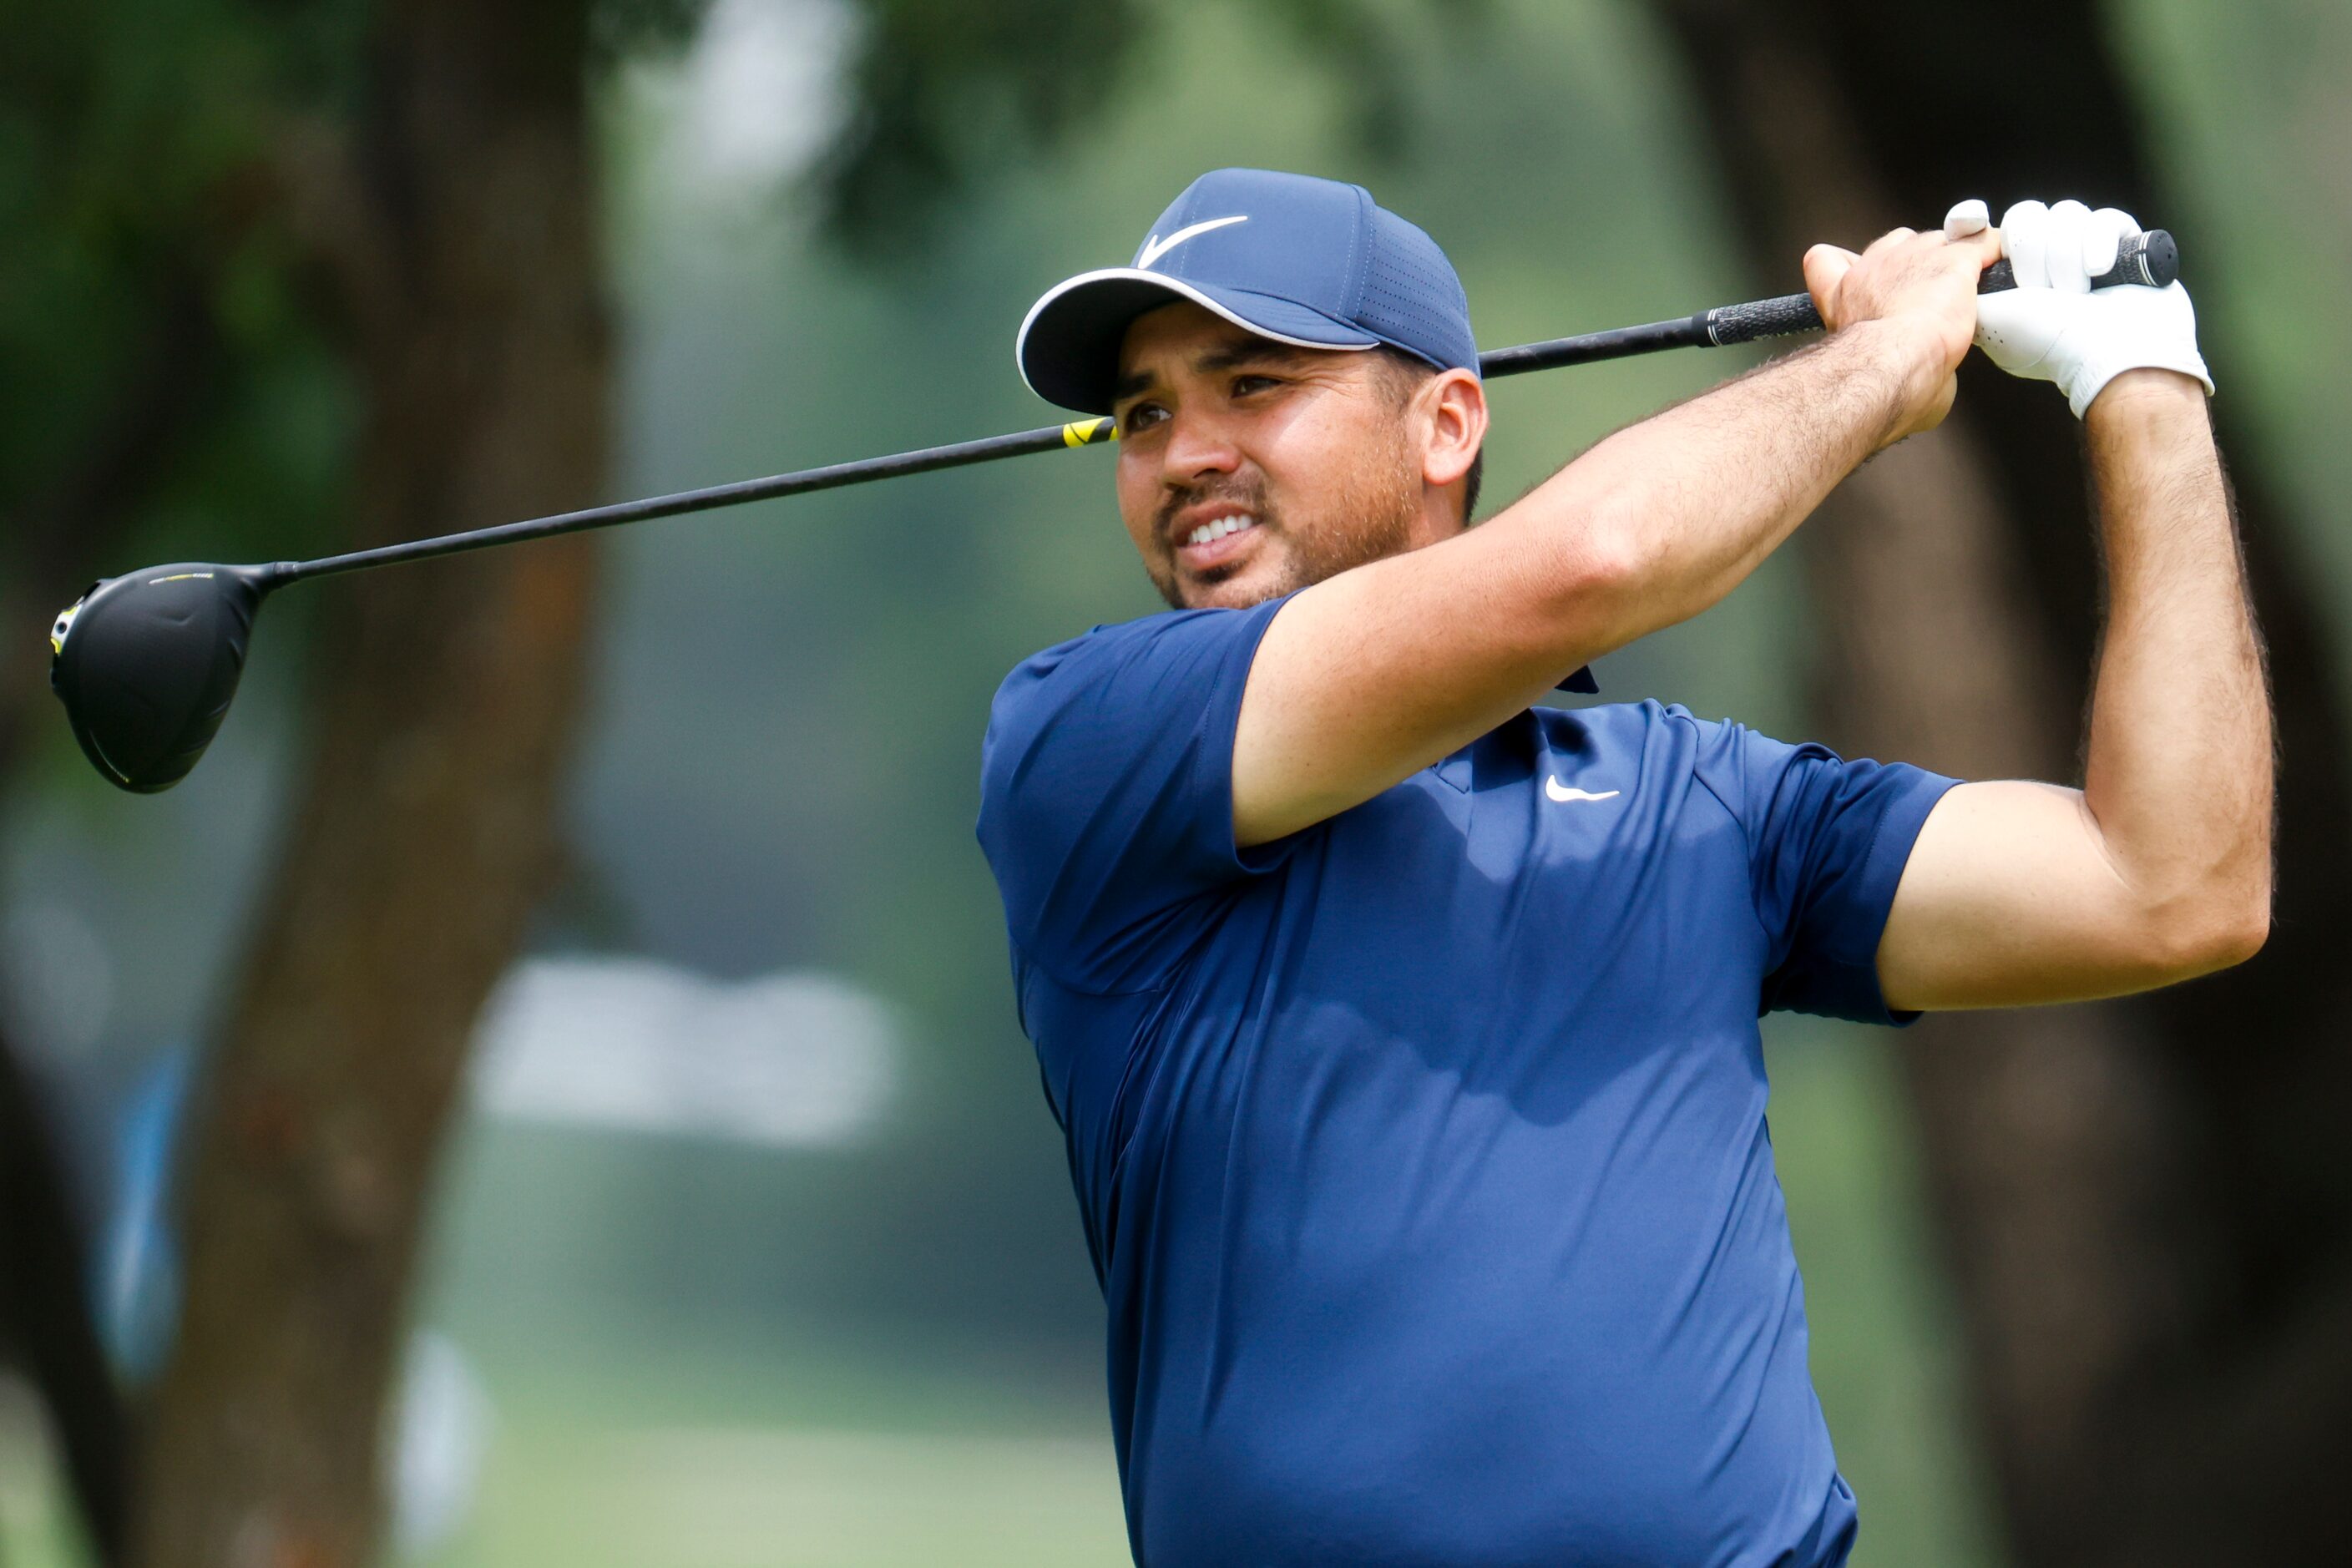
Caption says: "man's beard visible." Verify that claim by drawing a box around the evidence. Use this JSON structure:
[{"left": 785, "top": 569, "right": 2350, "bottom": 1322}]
[{"left": 1146, "top": 430, "right": 1424, "bottom": 611}]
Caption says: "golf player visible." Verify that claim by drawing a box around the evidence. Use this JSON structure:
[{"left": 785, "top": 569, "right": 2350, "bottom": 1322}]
[{"left": 977, "top": 169, "right": 2271, "bottom": 1565}]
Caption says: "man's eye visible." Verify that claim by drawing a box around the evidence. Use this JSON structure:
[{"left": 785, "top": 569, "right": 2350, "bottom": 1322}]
[
  {"left": 1120, "top": 402, "right": 1169, "bottom": 434},
  {"left": 1232, "top": 375, "right": 1280, "bottom": 397}
]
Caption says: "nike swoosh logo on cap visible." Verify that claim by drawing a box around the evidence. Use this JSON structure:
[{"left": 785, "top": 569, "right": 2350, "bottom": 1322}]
[
  {"left": 1136, "top": 215, "right": 1248, "bottom": 271},
  {"left": 1545, "top": 776, "right": 1621, "bottom": 803}
]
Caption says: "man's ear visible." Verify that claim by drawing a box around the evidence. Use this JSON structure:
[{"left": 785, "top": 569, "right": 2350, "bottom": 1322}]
[{"left": 1421, "top": 368, "right": 1488, "bottom": 490}]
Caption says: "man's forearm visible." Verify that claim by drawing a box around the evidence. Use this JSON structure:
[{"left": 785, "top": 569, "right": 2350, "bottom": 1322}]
[
  {"left": 1492, "top": 316, "right": 1941, "bottom": 657},
  {"left": 2081, "top": 372, "right": 2273, "bottom": 953}
]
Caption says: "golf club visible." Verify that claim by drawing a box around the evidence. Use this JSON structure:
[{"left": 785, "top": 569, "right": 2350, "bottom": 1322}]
[{"left": 48, "top": 231, "right": 2177, "bottom": 793}]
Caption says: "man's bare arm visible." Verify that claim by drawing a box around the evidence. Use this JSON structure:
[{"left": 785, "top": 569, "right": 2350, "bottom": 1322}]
[
  {"left": 1876, "top": 372, "right": 2273, "bottom": 1007},
  {"left": 1232, "top": 227, "right": 1990, "bottom": 846}
]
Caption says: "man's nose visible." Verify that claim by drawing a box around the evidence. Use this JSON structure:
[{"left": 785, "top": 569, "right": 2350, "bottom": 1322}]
[{"left": 1160, "top": 409, "right": 1242, "bottom": 482}]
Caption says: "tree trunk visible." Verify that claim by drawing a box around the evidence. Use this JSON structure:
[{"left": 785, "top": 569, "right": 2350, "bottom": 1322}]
[
  {"left": 133, "top": 1, "right": 607, "bottom": 1563},
  {"left": 1649, "top": 2, "right": 2352, "bottom": 1562}
]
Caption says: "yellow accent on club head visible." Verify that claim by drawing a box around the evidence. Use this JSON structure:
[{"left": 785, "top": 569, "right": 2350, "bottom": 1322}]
[
  {"left": 50, "top": 599, "right": 83, "bottom": 658},
  {"left": 1062, "top": 418, "right": 1116, "bottom": 448},
  {"left": 149, "top": 572, "right": 214, "bottom": 584}
]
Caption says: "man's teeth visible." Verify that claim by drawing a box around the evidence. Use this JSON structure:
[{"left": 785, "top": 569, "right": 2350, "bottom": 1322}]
[{"left": 1186, "top": 514, "right": 1257, "bottom": 547}]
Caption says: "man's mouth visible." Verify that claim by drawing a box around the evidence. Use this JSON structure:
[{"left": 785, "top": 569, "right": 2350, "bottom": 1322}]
[{"left": 1173, "top": 509, "right": 1262, "bottom": 571}]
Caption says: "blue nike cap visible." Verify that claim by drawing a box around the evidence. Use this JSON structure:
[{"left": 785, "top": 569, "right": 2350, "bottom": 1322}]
[{"left": 1017, "top": 168, "right": 1481, "bottom": 415}]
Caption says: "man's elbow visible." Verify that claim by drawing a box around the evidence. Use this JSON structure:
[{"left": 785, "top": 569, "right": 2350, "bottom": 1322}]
[
  {"left": 2138, "top": 878, "right": 2272, "bottom": 982},
  {"left": 1526, "top": 504, "right": 1649, "bottom": 644}
]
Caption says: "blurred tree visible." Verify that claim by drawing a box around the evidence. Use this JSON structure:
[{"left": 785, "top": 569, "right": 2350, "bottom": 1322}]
[
  {"left": 120, "top": 0, "right": 638, "bottom": 1557},
  {"left": 1646, "top": 1, "right": 2352, "bottom": 1562},
  {"left": 4, "top": 0, "right": 672, "bottom": 1560},
  {"left": 1, "top": 2, "right": 328, "bottom": 1559}
]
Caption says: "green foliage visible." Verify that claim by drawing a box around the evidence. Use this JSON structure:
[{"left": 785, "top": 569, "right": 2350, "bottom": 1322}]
[
  {"left": 0, "top": 0, "right": 691, "bottom": 590},
  {"left": 811, "top": 0, "right": 1151, "bottom": 252},
  {"left": 810, "top": 0, "right": 1490, "bottom": 255},
  {"left": 587, "top": 0, "right": 716, "bottom": 68},
  {"left": 0, "top": 0, "right": 366, "bottom": 586}
]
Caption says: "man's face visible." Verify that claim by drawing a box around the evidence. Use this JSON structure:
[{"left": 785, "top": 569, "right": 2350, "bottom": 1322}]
[{"left": 1110, "top": 303, "right": 1435, "bottom": 610}]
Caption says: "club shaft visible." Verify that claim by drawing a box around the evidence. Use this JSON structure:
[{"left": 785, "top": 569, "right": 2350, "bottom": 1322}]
[
  {"left": 281, "top": 230, "right": 2178, "bottom": 584},
  {"left": 284, "top": 420, "right": 1119, "bottom": 583},
  {"left": 278, "top": 311, "right": 1719, "bottom": 584}
]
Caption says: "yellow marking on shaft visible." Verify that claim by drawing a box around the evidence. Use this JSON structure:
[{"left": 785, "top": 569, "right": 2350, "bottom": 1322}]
[{"left": 1062, "top": 419, "right": 1115, "bottom": 448}]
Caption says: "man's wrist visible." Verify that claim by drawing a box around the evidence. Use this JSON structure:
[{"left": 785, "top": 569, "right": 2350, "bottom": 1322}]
[
  {"left": 2083, "top": 369, "right": 2215, "bottom": 495},
  {"left": 1829, "top": 316, "right": 1953, "bottom": 441},
  {"left": 2084, "top": 366, "right": 2209, "bottom": 427}
]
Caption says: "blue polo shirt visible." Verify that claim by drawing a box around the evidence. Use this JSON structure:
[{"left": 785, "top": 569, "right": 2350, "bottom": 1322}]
[{"left": 976, "top": 598, "right": 1956, "bottom": 1568}]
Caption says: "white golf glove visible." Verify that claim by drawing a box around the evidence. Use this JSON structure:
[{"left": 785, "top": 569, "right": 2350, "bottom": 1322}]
[{"left": 1944, "top": 197, "right": 2214, "bottom": 417}]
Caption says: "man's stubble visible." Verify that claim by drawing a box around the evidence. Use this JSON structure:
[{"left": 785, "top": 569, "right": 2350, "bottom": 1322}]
[{"left": 1149, "top": 419, "right": 1426, "bottom": 612}]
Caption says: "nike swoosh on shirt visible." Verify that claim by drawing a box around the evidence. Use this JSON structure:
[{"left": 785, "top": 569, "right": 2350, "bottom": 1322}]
[
  {"left": 1545, "top": 777, "right": 1621, "bottom": 803},
  {"left": 1135, "top": 215, "right": 1248, "bottom": 270}
]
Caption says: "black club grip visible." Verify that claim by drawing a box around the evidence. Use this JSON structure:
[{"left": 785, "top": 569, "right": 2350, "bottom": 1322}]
[
  {"left": 1981, "top": 228, "right": 2177, "bottom": 294},
  {"left": 1700, "top": 293, "right": 1827, "bottom": 347}
]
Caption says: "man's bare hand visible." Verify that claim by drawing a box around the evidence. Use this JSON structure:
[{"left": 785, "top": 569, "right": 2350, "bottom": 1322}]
[{"left": 1802, "top": 223, "right": 2000, "bottom": 445}]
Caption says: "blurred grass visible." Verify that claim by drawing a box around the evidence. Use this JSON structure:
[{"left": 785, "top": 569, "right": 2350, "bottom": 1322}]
[
  {"left": 417, "top": 1345, "right": 1130, "bottom": 1568},
  {"left": 466, "top": 1424, "right": 1122, "bottom": 1568},
  {"left": 0, "top": 1379, "right": 77, "bottom": 1567}
]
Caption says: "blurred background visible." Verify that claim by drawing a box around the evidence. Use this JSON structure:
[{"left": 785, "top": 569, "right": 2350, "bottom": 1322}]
[{"left": 3, "top": 1, "right": 2349, "bottom": 1565}]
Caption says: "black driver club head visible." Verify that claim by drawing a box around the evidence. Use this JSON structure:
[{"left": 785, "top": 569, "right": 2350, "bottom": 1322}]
[{"left": 49, "top": 563, "right": 277, "bottom": 793}]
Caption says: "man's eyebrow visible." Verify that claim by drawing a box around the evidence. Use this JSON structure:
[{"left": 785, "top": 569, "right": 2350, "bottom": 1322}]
[
  {"left": 1194, "top": 341, "right": 1313, "bottom": 374},
  {"left": 1111, "top": 339, "right": 1315, "bottom": 405}
]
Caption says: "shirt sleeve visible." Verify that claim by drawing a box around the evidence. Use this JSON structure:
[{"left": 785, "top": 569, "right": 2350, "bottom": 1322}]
[
  {"left": 1703, "top": 721, "right": 1960, "bottom": 1024},
  {"left": 976, "top": 599, "right": 1297, "bottom": 994}
]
